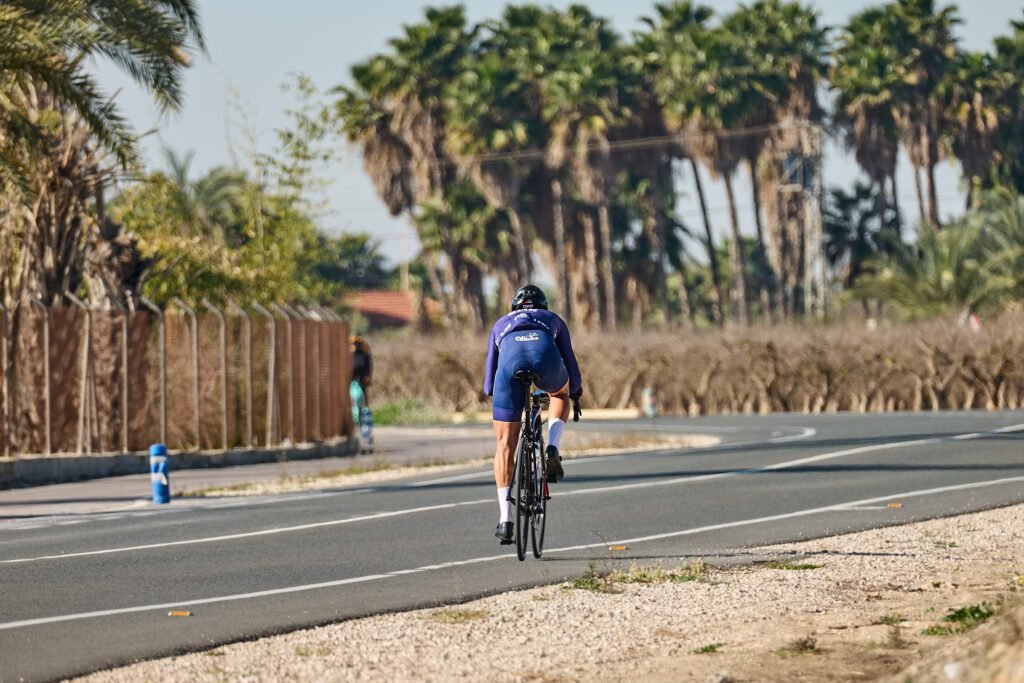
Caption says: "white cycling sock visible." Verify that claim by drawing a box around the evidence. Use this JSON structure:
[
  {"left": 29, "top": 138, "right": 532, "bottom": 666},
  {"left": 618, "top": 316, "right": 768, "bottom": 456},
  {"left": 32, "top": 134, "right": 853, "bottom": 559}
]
[
  {"left": 498, "top": 487, "right": 513, "bottom": 523},
  {"left": 548, "top": 418, "right": 565, "bottom": 450}
]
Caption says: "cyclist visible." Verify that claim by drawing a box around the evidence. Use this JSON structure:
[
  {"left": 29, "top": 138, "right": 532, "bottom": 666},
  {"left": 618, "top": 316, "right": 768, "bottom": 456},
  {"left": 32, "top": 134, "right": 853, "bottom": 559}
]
[{"left": 483, "top": 284, "right": 583, "bottom": 544}]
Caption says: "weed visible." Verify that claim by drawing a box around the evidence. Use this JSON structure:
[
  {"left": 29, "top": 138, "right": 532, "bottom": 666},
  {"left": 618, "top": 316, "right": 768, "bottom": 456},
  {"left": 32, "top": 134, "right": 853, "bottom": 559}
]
[
  {"left": 427, "top": 608, "right": 490, "bottom": 624},
  {"left": 294, "top": 645, "right": 331, "bottom": 657},
  {"left": 778, "top": 636, "right": 819, "bottom": 656},
  {"left": 944, "top": 602, "right": 997, "bottom": 629},
  {"left": 566, "top": 564, "right": 621, "bottom": 594},
  {"left": 204, "top": 650, "right": 226, "bottom": 657},
  {"left": 763, "top": 560, "right": 821, "bottom": 571},
  {"left": 692, "top": 643, "right": 724, "bottom": 654},
  {"left": 877, "top": 614, "right": 909, "bottom": 648},
  {"left": 923, "top": 601, "right": 997, "bottom": 636}
]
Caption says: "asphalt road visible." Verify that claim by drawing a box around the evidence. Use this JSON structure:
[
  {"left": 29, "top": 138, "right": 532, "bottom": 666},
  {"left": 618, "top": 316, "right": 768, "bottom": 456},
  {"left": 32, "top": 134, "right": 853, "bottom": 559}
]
[{"left": 3, "top": 412, "right": 1024, "bottom": 682}]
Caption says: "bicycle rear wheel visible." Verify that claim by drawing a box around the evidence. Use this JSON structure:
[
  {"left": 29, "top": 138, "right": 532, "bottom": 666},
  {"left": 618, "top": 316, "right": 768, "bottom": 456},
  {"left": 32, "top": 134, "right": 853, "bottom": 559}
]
[
  {"left": 531, "top": 434, "right": 547, "bottom": 558},
  {"left": 513, "top": 433, "right": 529, "bottom": 561}
]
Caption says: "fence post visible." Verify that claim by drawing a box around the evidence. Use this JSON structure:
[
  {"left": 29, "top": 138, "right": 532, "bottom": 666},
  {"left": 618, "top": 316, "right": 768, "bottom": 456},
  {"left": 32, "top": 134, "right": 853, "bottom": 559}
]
[
  {"left": 29, "top": 299, "right": 51, "bottom": 455},
  {"left": 65, "top": 293, "right": 92, "bottom": 454},
  {"left": 170, "top": 298, "right": 200, "bottom": 449},
  {"left": 251, "top": 302, "right": 275, "bottom": 447},
  {"left": 201, "top": 299, "right": 229, "bottom": 450},
  {"left": 0, "top": 303, "right": 8, "bottom": 458},
  {"left": 227, "top": 301, "right": 253, "bottom": 448},
  {"left": 140, "top": 298, "right": 166, "bottom": 446},
  {"left": 299, "top": 306, "right": 322, "bottom": 442},
  {"left": 108, "top": 296, "right": 130, "bottom": 454},
  {"left": 271, "top": 304, "right": 295, "bottom": 444}
]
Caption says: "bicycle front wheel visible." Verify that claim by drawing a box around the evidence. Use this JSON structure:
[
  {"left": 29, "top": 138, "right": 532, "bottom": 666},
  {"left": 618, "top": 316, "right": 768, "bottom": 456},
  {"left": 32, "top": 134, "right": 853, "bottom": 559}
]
[
  {"left": 513, "top": 433, "right": 529, "bottom": 561},
  {"left": 531, "top": 435, "right": 547, "bottom": 558}
]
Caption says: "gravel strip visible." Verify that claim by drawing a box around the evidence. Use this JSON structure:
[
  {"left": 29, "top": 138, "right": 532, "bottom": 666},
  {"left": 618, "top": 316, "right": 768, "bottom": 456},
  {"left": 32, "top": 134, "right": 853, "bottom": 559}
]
[{"left": 73, "top": 501, "right": 1024, "bottom": 682}]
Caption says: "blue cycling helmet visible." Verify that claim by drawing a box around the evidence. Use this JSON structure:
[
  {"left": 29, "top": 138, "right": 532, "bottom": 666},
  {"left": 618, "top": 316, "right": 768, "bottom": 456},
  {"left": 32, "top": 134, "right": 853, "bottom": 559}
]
[{"left": 511, "top": 284, "right": 548, "bottom": 311}]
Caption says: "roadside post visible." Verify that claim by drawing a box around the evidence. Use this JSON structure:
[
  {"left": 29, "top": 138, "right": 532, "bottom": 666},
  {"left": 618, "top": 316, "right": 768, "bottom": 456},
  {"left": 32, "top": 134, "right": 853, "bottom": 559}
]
[
  {"left": 149, "top": 443, "right": 170, "bottom": 504},
  {"left": 642, "top": 387, "right": 658, "bottom": 419}
]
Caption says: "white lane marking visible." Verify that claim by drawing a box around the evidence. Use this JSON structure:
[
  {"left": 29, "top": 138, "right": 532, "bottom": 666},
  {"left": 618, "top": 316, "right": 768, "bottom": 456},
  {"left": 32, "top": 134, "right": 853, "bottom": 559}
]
[
  {"left": 952, "top": 433, "right": 983, "bottom": 441},
  {"left": 4, "top": 473, "right": 1024, "bottom": 631},
  {"left": 0, "top": 501, "right": 489, "bottom": 564},
  {"left": 409, "top": 471, "right": 489, "bottom": 487},
  {"left": 4, "top": 423, "right": 1019, "bottom": 564}
]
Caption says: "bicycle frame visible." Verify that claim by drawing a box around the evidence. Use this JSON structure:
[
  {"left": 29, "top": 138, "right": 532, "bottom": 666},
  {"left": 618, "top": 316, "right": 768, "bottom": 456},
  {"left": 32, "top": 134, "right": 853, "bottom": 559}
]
[{"left": 510, "top": 381, "right": 549, "bottom": 560}]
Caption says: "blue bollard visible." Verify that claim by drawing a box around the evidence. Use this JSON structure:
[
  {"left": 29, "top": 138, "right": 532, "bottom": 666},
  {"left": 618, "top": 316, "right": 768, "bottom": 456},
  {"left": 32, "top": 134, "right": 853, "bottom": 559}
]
[{"left": 149, "top": 443, "right": 170, "bottom": 504}]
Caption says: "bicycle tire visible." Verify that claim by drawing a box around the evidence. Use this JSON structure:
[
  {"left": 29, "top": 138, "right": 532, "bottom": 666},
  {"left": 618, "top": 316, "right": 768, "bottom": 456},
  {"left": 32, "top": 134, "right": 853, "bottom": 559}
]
[
  {"left": 513, "top": 431, "right": 529, "bottom": 561},
  {"left": 531, "top": 432, "right": 546, "bottom": 558}
]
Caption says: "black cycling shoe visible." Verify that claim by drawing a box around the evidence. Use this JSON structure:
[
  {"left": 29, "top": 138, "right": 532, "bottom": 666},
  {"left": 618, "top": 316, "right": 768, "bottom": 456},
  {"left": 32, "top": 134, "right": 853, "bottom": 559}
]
[
  {"left": 545, "top": 445, "right": 564, "bottom": 483},
  {"left": 495, "top": 522, "right": 514, "bottom": 544}
]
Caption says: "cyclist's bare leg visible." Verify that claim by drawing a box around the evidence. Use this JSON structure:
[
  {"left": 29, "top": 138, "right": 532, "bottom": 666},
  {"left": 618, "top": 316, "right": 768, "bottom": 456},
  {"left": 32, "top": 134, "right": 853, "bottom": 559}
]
[
  {"left": 493, "top": 419, "right": 521, "bottom": 487},
  {"left": 547, "top": 381, "right": 570, "bottom": 423}
]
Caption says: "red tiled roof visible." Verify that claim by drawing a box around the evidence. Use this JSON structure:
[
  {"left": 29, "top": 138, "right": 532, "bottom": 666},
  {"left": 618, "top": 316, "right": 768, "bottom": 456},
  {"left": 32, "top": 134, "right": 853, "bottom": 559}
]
[{"left": 345, "top": 290, "right": 427, "bottom": 328}]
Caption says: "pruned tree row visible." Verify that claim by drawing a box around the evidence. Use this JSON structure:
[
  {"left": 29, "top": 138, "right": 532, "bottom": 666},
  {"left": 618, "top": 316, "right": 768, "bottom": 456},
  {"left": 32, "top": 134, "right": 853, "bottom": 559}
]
[{"left": 372, "top": 319, "right": 1024, "bottom": 415}]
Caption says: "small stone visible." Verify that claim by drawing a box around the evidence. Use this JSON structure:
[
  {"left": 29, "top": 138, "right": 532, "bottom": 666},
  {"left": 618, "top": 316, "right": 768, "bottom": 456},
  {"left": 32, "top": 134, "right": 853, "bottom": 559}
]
[{"left": 708, "top": 672, "right": 735, "bottom": 683}]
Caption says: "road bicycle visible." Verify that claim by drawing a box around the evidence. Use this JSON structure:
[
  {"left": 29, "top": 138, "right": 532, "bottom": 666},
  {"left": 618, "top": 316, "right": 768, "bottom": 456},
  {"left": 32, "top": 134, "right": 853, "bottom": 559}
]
[{"left": 509, "top": 370, "right": 581, "bottom": 561}]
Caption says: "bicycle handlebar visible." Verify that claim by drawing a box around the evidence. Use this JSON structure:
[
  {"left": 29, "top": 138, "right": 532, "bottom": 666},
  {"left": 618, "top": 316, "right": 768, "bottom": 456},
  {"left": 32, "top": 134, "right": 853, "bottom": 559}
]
[{"left": 571, "top": 397, "right": 582, "bottom": 422}]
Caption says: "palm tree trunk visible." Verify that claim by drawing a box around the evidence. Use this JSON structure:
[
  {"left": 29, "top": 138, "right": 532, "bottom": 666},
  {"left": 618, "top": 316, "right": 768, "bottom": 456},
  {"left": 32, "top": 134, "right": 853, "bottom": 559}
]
[
  {"left": 913, "top": 166, "right": 927, "bottom": 229},
  {"left": 507, "top": 209, "right": 531, "bottom": 282},
  {"left": 580, "top": 212, "right": 602, "bottom": 330},
  {"left": 423, "top": 251, "right": 452, "bottom": 328},
  {"left": 597, "top": 201, "right": 616, "bottom": 330},
  {"left": 689, "top": 159, "right": 723, "bottom": 325},
  {"left": 723, "top": 174, "right": 749, "bottom": 326},
  {"left": 926, "top": 161, "right": 940, "bottom": 230},
  {"left": 747, "top": 157, "right": 773, "bottom": 323},
  {"left": 550, "top": 176, "right": 572, "bottom": 321},
  {"left": 889, "top": 172, "right": 902, "bottom": 242}
]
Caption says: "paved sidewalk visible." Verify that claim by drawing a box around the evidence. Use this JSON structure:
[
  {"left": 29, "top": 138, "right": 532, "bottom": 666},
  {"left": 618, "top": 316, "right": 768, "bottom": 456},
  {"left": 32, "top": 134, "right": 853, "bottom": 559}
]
[{"left": 0, "top": 425, "right": 495, "bottom": 521}]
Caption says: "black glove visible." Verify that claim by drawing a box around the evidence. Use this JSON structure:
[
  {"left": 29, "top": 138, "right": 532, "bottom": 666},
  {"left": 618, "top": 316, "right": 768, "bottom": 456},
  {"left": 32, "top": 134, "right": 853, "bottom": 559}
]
[{"left": 570, "top": 388, "right": 583, "bottom": 401}]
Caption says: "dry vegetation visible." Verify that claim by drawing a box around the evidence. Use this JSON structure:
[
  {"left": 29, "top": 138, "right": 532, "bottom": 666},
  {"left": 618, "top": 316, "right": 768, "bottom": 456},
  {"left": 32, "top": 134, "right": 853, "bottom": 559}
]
[{"left": 372, "top": 316, "right": 1024, "bottom": 415}]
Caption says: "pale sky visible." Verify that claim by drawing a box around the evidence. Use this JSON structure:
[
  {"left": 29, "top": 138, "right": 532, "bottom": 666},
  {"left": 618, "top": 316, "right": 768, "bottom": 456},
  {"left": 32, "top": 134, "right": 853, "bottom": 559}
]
[{"left": 96, "top": 0, "right": 1024, "bottom": 265}]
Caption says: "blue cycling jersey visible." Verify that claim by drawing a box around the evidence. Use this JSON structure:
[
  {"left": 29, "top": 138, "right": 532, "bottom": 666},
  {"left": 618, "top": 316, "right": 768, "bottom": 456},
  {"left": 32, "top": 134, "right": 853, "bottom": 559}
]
[{"left": 483, "top": 308, "right": 583, "bottom": 397}]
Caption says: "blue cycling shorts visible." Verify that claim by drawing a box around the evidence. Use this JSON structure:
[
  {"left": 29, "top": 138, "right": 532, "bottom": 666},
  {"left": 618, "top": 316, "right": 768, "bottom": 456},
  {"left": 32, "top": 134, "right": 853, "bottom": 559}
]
[{"left": 492, "top": 329, "right": 569, "bottom": 422}]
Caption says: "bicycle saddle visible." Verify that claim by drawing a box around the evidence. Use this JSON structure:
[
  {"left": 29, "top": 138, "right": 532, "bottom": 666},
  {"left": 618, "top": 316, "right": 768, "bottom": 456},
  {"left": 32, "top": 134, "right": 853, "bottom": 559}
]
[{"left": 512, "top": 369, "right": 539, "bottom": 384}]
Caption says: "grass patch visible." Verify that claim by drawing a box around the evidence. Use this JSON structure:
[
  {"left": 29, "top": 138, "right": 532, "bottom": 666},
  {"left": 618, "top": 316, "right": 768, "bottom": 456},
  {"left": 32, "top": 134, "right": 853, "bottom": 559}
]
[
  {"left": 610, "top": 561, "right": 710, "bottom": 585},
  {"left": 427, "top": 608, "right": 489, "bottom": 624},
  {"left": 923, "top": 601, "right": 998, "bottom": 636},
  {"left": 692, "top": 643, "right": 724, "bottom": 654},
  {"left": 294, "top": 645, "right": 332, "bottom": 657},
  {"left": 777, "top": 636, "right": 819, "bottom": 656},
  {"left": 762, "top": 560, "right": 821, "bottom": 571},
  {"left": 566, "top": 564, "right": 622, "bottom": 594},
  {"left": 374, "top": 399, "right": 449, "bottom": 426}
]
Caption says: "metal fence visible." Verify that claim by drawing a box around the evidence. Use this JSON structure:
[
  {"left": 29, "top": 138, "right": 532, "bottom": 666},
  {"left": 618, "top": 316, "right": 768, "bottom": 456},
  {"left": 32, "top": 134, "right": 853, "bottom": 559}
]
[{"left": 0, "top": 300, "right": 353, "bottom": 458}]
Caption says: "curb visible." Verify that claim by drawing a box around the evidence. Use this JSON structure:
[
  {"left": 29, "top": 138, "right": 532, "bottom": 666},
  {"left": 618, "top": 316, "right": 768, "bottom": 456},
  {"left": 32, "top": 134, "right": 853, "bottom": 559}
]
[{"left": 0, "top": 437, "right": 360, "bottom": 489}]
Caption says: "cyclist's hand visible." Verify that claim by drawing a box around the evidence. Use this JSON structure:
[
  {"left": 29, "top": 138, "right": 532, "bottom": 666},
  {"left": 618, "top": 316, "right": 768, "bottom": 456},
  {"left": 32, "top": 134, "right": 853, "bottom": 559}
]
[
  {"left": 571, "top": 396, "right": 582, "bottom": 422},
  {"left": 570, "top": 388, "right": 583, "bottom": 401}
]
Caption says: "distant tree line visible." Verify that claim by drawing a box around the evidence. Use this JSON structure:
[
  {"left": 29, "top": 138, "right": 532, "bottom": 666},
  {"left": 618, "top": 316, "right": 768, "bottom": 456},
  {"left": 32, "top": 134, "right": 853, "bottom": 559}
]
[{"left": 332, "top": 1, "right": 1024, "bottom": 329}]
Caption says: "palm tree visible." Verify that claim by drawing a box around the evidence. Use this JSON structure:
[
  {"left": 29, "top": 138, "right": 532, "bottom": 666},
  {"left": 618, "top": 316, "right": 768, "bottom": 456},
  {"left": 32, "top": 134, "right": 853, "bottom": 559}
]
[
  {"left": 162, "top": 149, "right": 247, "bottom": 241},
  {"left": 443, "top": 14, "right": 541, "bottom": 286},
  {"left": 941, "top": 51, "right": 1007, "bottom": 209},
  {"left": 850, "top": 222, "right": 1006, "bottom": 318},
  {"left": 332, "top": 6, "right": 476, "bottom": 325},
  {"left": 990, "top": 16, "right": 1024, "bottom": 193},
  {"left": 823, "top": 182, "right": 888, "bottom": 313},
  {"left": 832, "top": 9, "right": 906, "bottom": 242},
  {"left": 0, "top": 0, "right": 206, "bottom": 192},
  {"left": 888, "top": 0, "right": 962, "bottom": 231},
  {"left": 633, "top": 1, "right": 724, "bottom": 325}
]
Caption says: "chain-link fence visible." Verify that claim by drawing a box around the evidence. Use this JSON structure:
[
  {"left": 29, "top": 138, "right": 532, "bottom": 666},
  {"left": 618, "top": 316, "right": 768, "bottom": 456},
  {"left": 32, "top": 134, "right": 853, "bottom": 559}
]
[{"left": 0, "top": 301, "right": 353, "bottom": 457}]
